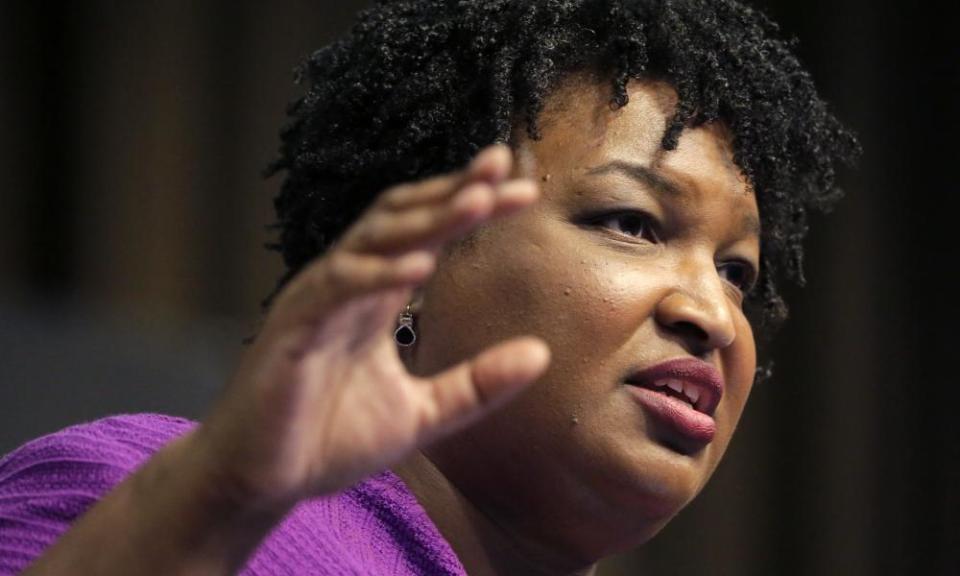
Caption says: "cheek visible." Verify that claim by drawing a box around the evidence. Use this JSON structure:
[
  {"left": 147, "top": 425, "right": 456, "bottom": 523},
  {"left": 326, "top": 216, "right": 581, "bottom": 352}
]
[
  {"left": 725, "top": 319, "right": 757, "bottom": 421},
  {"left": 709, "top": 316, "right": 757, "bottom": 459},
  {"left": 455, "top": 221, "right": 664, "bottom": 378},
  {"left": 430, "top": 232, "right": 690, "bottom": 459}
]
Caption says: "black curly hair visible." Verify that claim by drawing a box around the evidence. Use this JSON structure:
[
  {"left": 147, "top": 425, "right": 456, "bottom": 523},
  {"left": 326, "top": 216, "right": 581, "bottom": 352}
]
[{"left": 263, "top": 0, "right": 861, "bottom": 383}]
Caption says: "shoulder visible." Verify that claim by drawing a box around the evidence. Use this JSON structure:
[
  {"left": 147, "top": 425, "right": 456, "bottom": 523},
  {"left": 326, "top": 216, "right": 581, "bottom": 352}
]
[
  {"left": 0, "top": 413, "right": 198, "bottom": 491},
  {"left": 0, "top": 413, "right": 197, "bottom": 574},
  {"left": 243, "top": 470, "right": 466, "bottom": 576},
  {"left": 345, "top": 471, "right": 466, "bottom": 575}
]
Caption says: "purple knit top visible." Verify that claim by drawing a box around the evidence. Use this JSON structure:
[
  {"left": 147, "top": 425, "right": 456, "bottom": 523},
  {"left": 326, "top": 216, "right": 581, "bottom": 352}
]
[{"left": 0, "top": 413, "right": 467, "bottom": 575}]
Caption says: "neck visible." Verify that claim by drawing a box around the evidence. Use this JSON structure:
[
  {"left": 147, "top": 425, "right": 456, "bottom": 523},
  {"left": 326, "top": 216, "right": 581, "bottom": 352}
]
[{"left": 392, "top": 451, "right": 599, "bottom": 576}]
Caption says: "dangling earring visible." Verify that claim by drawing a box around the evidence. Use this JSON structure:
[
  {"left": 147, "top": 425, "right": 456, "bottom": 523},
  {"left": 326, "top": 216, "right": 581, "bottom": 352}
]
[{"left": 394, "top": 302, "right": 416, "bottom": 347}]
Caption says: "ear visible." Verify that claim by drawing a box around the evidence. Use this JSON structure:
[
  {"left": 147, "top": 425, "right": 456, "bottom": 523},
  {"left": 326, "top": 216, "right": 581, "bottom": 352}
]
[
  {"left": 408, "top": 286, "right": 425, "bottom": 314},
  {"left": 397, "top": 287, "right": 424, "bottom": 368}
]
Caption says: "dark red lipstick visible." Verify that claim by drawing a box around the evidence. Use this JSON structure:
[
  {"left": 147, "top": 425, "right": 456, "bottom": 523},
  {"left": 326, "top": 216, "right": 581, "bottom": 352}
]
[{"left": 625, "top": 357, "right": 725, "bottom": 446}]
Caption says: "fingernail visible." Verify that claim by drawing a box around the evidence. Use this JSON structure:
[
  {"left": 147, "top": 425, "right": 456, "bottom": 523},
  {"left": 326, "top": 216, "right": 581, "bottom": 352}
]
[
  {"left": 495, "top": 179, "right": 539, "bottom": 203},
  {"left": 454, "top": 182, "right": 493, "bottom": 211},
  {"left": 398, "top": 251, "right": 436, "bottom": 276},
  {"left": 470, "top": 144, "right": 511, "bottom": 181}
]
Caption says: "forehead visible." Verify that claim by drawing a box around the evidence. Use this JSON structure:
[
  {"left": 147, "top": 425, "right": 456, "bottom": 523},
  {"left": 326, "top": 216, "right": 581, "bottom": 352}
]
[
  {"left": 518, "top": 72, "right": 759, "bottom": 235},
  {"left": 537, "top": 73, "right": 679, "bottom": 156}
]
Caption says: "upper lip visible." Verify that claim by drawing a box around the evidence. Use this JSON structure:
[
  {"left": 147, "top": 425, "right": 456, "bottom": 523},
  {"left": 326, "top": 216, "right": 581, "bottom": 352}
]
[{"left": 625, "top": 357, "right": 724, "bottom": 416}]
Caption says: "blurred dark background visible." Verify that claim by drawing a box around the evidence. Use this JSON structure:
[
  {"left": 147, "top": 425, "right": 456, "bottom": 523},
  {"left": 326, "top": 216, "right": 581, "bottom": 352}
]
[{"left": 1, "top": 1, "right": 956, "bottom": 574}]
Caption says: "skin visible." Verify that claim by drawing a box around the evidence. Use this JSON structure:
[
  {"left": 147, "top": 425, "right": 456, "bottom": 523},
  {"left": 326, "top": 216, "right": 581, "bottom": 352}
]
[
  {"left": 394, "top": 72, "right": 761, "bottom": 575},
  {"left": 19, "top": 139, "right": 551, "bottom": 576},
  {"left": 17, "top": 72, "right": 758, "bottom": 576}
]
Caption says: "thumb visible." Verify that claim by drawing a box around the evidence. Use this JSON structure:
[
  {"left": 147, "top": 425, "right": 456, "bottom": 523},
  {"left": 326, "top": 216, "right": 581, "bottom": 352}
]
[{"left": 415, "top": 336, "right": 551, "bottom": 445}]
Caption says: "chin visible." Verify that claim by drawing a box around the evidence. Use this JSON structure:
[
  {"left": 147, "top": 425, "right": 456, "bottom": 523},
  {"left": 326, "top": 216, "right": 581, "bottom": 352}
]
[
  {"left": 595, "top": 480, "right": 704, "bottom": 558},
  {"left": 577, "top": 437, "right": 716, "bottom": 544},
  {"left": 626, "top": 436, "right": 714, "bottom": 494},
  {"left": 570, "top": 500, "right": 684, "bottom": 562}
]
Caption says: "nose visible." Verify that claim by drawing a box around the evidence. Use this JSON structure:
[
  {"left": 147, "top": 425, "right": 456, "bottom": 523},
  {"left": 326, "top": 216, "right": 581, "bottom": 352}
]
[{"left": 654, "top": 262, "right": 737, "bottom": 353}]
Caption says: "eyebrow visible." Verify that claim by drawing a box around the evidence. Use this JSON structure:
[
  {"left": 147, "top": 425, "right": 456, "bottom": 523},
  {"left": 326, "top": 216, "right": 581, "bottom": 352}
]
[{"left": 585, "top": 160, "right": 762, "bottom": 240}]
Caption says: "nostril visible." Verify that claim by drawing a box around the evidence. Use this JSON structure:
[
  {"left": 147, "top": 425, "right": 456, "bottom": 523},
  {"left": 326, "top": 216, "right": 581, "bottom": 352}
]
[
  {"left": 654, "top": 288, "right": 736, "bottom": 350},
  {"left": 673, "top": 320, "right": 709, "bottom": 343}
]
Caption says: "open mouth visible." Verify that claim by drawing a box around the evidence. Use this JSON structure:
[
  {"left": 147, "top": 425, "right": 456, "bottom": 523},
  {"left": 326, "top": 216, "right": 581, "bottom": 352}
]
[
  {"left": 625, "top": 376, "right": 720, "bottom": 422},
  {"left": 622, "top": 357, "right": 724, "bottom": 447},
  {"left": 633, "top": 378, "right": 704, "bottom": 412},
  {"left": 625, "top": 382, "right": 718, "bottom": 447},
  {"left": 623, "top": 357, "right": 724, "bottom": 417}
]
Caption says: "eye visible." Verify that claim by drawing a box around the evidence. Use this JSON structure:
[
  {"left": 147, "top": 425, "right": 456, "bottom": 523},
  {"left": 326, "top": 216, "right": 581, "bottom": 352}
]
[
  {"left": 718, "top": 260, "right": 758, "bottom": 295},
  {"left": 586, "top": 209, "right": 759, "bottom": 295},
  {"left": 590, "top": 210, "right": 659, "bottom": 243}
]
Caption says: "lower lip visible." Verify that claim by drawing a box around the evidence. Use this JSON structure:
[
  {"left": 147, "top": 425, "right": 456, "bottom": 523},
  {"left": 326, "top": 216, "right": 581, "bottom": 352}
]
[{"left": 625, "top": 385, "right": 717, "bottom": 444}]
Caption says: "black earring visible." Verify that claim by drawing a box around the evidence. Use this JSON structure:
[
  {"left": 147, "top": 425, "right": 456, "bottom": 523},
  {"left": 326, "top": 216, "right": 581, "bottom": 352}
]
[{"left": 394, "top": 303, "right": 416, "bottom": 347}]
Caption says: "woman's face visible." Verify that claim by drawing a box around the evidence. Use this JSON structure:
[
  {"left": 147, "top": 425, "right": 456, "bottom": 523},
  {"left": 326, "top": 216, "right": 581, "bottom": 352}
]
[{"left": 408, "top": 74, "right": 760, "bottom": 560}]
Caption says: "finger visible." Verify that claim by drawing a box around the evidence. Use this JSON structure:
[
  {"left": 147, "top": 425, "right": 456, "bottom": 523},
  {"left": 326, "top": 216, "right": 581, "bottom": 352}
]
[
  {"left": 323, "top": 250, "right": 436, "bottom": 302},
  {"left": 414, "top": 336, "right": 552, "bottom": 444},
  {"left": 374, "top": 144, "right": 513, "bottom": 212},
  {"left": 268, "top": 249, "right": 436, "bottom": 333},
  {"left": 343, "top": 181, "right": 495, "bottom": 255},
  {"left": 375, "top": 173, "right": 466, "bottom": 213},
  {"left": 343, "top": 177, "right": 542, "bottom": 255},
  {"left": 489, "top": 178, "right": 541, "bottom": 217},
  {"left": 469, "top": 143, "right": 514, "bottom": 185}
]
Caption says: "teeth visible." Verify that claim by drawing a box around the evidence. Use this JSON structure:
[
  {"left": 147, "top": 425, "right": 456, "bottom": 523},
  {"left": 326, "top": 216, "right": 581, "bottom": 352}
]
[{"left": 650, "top": 379, "right": 702, "bottom": 409}]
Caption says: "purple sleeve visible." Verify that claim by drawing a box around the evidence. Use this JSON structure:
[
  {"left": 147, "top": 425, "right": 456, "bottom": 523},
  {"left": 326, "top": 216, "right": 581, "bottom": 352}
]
[{"left": 0, "top": 414, "right": 198, "bottom": 575}]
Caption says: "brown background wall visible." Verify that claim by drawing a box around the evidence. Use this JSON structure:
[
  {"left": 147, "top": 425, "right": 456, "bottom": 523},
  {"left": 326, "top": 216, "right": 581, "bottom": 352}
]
[{"left": 1, "top": 1, "right": 956, "bottom": 574}]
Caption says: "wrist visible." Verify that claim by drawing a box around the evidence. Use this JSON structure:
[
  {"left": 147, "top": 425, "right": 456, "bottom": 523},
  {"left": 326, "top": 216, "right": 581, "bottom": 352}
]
[
  {"left": 170, "top": 426, "right": 298, "bottom": 524},
  {"left": 129, "top": 427, "right": 297, "bottom": 574}
]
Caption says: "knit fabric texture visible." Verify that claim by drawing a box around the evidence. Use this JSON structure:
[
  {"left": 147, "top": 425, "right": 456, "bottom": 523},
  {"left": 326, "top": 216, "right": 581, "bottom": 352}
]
[{"left": 0, "top": 413, "right": 467, "bottom": 575}]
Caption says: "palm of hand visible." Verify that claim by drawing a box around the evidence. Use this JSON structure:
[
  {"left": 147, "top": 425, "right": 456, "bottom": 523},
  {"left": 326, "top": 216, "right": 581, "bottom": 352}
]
[
  {"left": 280, "top": 287, "right": 430, "bottom": 496},
  {"left": 198, "top": 145, "right": 551, "bottom": 510}
]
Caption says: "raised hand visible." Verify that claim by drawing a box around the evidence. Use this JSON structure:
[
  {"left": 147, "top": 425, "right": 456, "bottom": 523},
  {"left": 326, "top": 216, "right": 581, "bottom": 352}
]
[{"left": 196, "top": 144, "right": 551, "bottom": 512}]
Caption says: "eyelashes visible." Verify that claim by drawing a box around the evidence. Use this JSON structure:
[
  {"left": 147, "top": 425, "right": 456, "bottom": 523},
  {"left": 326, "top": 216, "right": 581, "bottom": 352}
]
[
  {"left": 590, "top": 209, "right": 660, "bottom": 243},
  {"left": 583, "top": 209, "right": 759, "bottom": 296},
  {"left": 719, "top": 260, "right": 758, "bottom": 296},
  {"left": 593, "top": 210, "right": 659, "bottom": 242}
]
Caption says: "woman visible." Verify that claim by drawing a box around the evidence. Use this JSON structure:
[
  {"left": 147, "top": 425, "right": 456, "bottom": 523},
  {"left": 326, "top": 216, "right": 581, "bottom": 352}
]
[{"left": 0, "top": 0, "right": 859, "bottom": 574}]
